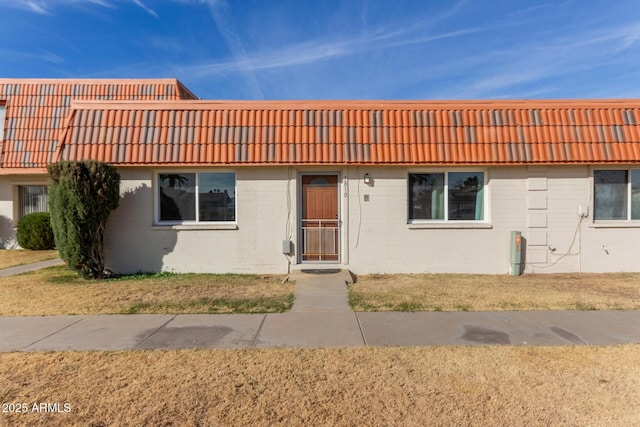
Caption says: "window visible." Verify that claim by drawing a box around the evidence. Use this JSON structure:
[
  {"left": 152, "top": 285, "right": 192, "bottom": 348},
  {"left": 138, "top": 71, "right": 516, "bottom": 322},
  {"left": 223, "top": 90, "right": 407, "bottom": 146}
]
[
  {"left": 0, "top": 105, "right": 5, "bottom": 141},
  {"left": 18, "top": 185, "right": 48, "bottom": 219},
  {"left": 158, "top": 172, "right": 235, "bottom": 223},
  {"left": 409, "top": 172, "right": 485, "bottom": 221},
  {"left": 594, "top": 170, "right": 640, "bottom": 220}
]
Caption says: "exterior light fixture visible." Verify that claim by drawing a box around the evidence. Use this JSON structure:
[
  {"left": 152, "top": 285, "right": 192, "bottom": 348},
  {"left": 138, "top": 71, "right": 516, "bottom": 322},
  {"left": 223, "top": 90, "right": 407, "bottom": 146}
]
[{"left": 364, "top": 173, "right": 371, "bottom": 184}]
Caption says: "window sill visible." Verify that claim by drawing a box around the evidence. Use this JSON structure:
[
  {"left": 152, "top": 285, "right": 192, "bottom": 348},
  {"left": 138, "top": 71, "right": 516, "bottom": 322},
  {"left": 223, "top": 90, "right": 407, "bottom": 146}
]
[
  {"left": 152, "top": 223, "right": 238, "bottom": 231},
  {"left": 590, "top": 221, "right": 640, "bottom": 228},
  {"left": 407, "top": 222, "right": 493, "bottom": 230}
]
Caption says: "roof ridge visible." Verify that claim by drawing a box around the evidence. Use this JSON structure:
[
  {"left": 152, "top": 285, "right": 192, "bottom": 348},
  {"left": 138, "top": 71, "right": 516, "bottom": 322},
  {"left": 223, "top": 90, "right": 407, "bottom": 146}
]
[
  {"left": 67, "top": 98, "right": 640, "bottom": 111},
  {"left": 0, "top": 78, "right": 183, "bottom": 84}
]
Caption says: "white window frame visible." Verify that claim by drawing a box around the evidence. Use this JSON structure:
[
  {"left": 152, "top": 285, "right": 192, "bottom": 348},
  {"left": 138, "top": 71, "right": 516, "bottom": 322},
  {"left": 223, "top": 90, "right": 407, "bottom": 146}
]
[
  {"left": 154, "top": 170, "right": 237, "bottom": 226},
  {"left": 0, "top": 104, "right": 6, "bottom": 141},
  {"left": 13, "top": 184, "right": 49, "bottom": 225},
  {"left": 407, "top": 169, "right": 490, "bottom": 227},
  {"left": 593, "top": 168, "right": 640, "bottom": 222}
]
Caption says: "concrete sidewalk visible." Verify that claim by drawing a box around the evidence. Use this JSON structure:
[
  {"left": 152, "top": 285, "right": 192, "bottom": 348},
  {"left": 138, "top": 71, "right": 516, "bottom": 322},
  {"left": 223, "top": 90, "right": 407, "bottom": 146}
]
[
  {"left": 1, "top": 266, "right": 639, "bottom": 351},
  {"left": 1, "top": 310, "right": 639, "bottom": 351}
]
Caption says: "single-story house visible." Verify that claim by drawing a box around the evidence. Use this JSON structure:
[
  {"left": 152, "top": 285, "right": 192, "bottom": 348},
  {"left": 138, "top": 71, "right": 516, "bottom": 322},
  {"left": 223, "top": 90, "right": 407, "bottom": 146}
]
[{"left": 2, "top": 78, "right": 640, "bottom": 275}]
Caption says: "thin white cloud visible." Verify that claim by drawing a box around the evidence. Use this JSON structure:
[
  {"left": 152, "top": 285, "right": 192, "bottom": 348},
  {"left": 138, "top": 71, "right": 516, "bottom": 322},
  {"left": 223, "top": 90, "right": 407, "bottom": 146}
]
[
  {"left": 6, "top": 0, "right": 51, "bottom": 14},
  {"left": 132, "top": 0, "right": 157, "bottom": 17},
  {"left": 5, "top": 0, "right": 118, "bottom": 13},
  {"left": 183, "top": 23, "right": 488, "bottom": 78},
  {"left": 170, "top": 0, "right": 475, "bottom": 96},
  {"left": 384, "top": 27, "right": 486, "bottom": 50},
  {"left": 529, "top": 22, "right": 640, "bottom": 54},
  {"left": 170, "top": 0, "right": 221, "bottom": 6},
  {"left": 84, "top": 0, "right": 116, "bottom": 7},
  {"left": 204, "top": 0, "right": 264, "bottom": 98},
  {"left": 355, "top": 0, "right": 469, "bottom": 46},
  {"left": 4, "top": 0, "right": 156, "bottom": 15},
  {"left": 0, "top": 48, "right": 63, "bottom": 64},
  {"left": 614, "top": 23, "right": 640, "bottom": 52},
  {"left": 506, "top": 2, "right": 569, "bottom": 19},
  {"left": 455, "top": 20, "right": 640, "bottom": 98},
  {"left": 41, "top": 51, "right": 64, "bottom": 64}
]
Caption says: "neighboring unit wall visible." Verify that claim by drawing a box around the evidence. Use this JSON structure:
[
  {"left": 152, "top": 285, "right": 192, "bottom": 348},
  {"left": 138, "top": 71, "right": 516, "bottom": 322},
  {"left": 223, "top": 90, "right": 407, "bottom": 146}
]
[
  {"left": 0, "top": 176, "right": 17, "bottom": 248},
  {"left": 0, "top": 174, "right": 50, "bottom": 249},
  {"left": 522, "top": 165, "right": 640, "bottom": 273},
  {"left": 581, "top": 224, "right": 640, "bottom": 272},
  {"left": 524, "top": 166, "right": 589, "bottom": 273},
  {"left": 581, "top": 165, "right": 640, "bottom": 273}
]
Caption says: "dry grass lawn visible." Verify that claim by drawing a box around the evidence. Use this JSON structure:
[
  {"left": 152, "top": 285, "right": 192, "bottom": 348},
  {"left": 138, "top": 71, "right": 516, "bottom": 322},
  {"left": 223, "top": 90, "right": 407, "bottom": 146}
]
[
  {"left": 350, "top": 273, "right": 640, "bottom": 311},
  {"left": 0, "top": 345, "right": 638, "bottom": 426},
  {"left": 0, "top": 250, "right": 58, "bottom": 270},
  {"left": 0, "top": 266, "right": 293, "bottom": 315}
]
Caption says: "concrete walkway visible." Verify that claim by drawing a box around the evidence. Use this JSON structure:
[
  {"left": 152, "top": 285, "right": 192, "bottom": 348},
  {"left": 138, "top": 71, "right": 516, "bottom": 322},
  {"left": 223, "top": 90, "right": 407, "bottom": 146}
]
[
  {"left": 1, "top": 266, "right": 640, "bottom": 351},
  {"left": 0, "top": 258, "right": 64, "bottom": 277}
]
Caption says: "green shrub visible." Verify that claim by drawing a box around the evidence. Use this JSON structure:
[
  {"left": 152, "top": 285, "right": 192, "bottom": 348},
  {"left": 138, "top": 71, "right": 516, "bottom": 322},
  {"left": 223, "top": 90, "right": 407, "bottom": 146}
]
[
  {"left": 17, "top": 212, "right": 56, "bottom": 250},
  {"left": 48, "top": 160, "right": 120, "bottom": 279}
]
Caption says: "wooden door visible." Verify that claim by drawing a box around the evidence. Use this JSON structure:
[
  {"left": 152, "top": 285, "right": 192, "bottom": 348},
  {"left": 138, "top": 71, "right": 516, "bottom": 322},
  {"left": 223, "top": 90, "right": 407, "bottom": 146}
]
[{"left": 301, "top": 174, "right": 339, "bottom": 261}]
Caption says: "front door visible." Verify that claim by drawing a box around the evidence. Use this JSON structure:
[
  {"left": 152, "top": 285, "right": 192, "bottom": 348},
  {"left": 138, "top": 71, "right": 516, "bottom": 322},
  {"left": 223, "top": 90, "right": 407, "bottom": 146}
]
[{"left": 300, "top": 174, "right": 339, "bottom": 262}]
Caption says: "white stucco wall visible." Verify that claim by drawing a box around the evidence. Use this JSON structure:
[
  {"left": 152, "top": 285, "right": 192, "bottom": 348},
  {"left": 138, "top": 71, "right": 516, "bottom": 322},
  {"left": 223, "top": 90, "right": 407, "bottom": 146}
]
[
  {"left": 343, "top": 165, "right": 640, "bottom": 274},
  {"left": 579, "top": 165, "right": 640, "bottom": 273},
  {"left": 344, "top": 166, "right": 513, "bottom": 274},
  {"left": 104, "top": 167, "right": 294, "bottom": 274},
  {"left": 0, "top": 176, "right": 17, "bottom": 248},
  {"left": 0, "top": 174, "right": 49, "bottom": 249},
  {"left": 2, "top": 163, "right": 626, "bottom": 274},
  {"left": 519, "top": 165, "right": 640, "bottom": 274}
]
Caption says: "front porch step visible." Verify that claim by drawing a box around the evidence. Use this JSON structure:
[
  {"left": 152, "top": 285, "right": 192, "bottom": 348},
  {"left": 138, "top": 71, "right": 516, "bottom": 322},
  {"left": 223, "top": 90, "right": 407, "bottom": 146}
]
[{"left": 289, "top": 265, "right": 355, "bottom": 284}]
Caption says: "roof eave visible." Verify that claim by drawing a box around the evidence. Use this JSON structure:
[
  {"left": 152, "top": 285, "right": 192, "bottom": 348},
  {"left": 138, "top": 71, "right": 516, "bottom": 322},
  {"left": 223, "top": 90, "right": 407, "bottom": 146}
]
[{"left": 0, "top": 167, "right": 48, "bottom": 175}]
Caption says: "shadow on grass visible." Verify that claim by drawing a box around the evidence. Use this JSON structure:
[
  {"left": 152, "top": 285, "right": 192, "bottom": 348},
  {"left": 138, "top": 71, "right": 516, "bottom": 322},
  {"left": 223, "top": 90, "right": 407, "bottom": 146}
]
[
  {"left": 44, "top": 268, "right": 188, "bottom": 284},
  {"left": 107, "top": 271, "right": 178, "bottom": 281},
  {"left": 46, "top": 267, "right": 266, "bottom": 283},
  {"left": 44, "top": 267, "right": 81, "bottom": 284}
]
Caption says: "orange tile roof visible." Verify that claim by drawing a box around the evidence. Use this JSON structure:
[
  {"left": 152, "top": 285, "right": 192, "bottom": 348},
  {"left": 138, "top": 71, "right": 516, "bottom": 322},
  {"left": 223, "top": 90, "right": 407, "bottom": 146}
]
[
  {"left": 0, "top": 79, "right": 197, "bottom": 169},
  {"left": 51, "top": 99, "right": 640, "bottom": 166}
]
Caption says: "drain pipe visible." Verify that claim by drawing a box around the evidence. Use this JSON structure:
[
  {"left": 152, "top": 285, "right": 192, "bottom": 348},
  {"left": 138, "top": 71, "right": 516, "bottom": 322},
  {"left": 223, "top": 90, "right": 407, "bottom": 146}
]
[
  {"left": 342, "top": 168, "right": 349, "bottom": 266},
  {"left": 283, "top": 166, "right": 293, "bottom": 277}
]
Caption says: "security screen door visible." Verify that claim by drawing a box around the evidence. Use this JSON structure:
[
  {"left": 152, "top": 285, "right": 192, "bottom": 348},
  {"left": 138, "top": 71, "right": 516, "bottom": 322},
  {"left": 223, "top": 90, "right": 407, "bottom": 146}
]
[{"left": 300, "top": 174, "right": 339, "bottom": 262}]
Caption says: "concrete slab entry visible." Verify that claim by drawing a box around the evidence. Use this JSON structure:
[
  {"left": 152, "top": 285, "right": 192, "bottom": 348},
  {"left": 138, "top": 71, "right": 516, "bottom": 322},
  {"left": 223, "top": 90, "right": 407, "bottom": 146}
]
[
  {"left": 136, "top": 314, "right": 266, "bottom": 350},
  {"left": 290, "top": 271, "right": 353, "bottom": 312},
  {"left": 289, "top": 268, "right": 354, "bottom": 284},
  {"left": 300, "top": 269, "right": 342, "bottom": 275},
  {"left": 21, "top": 314, "right": 174, "bottom": 351},
  {"left": 294, "top": 279, "right": 348, "bottom": 295},
  {"left": 0, "top": 316, "right": 84, "bottom": 352},
  {"left": 254, "top": 312, "right": 365, "bottom": 348},
  {"left": 291, "top": 295, "right": 352, "bottom": 312}
]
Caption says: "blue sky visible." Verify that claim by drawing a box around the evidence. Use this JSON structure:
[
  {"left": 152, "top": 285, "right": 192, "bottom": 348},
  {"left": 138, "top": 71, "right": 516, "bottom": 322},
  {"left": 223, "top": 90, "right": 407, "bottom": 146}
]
[{"left": 1, "top": 0, "right": 639, "bottom": 100}]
